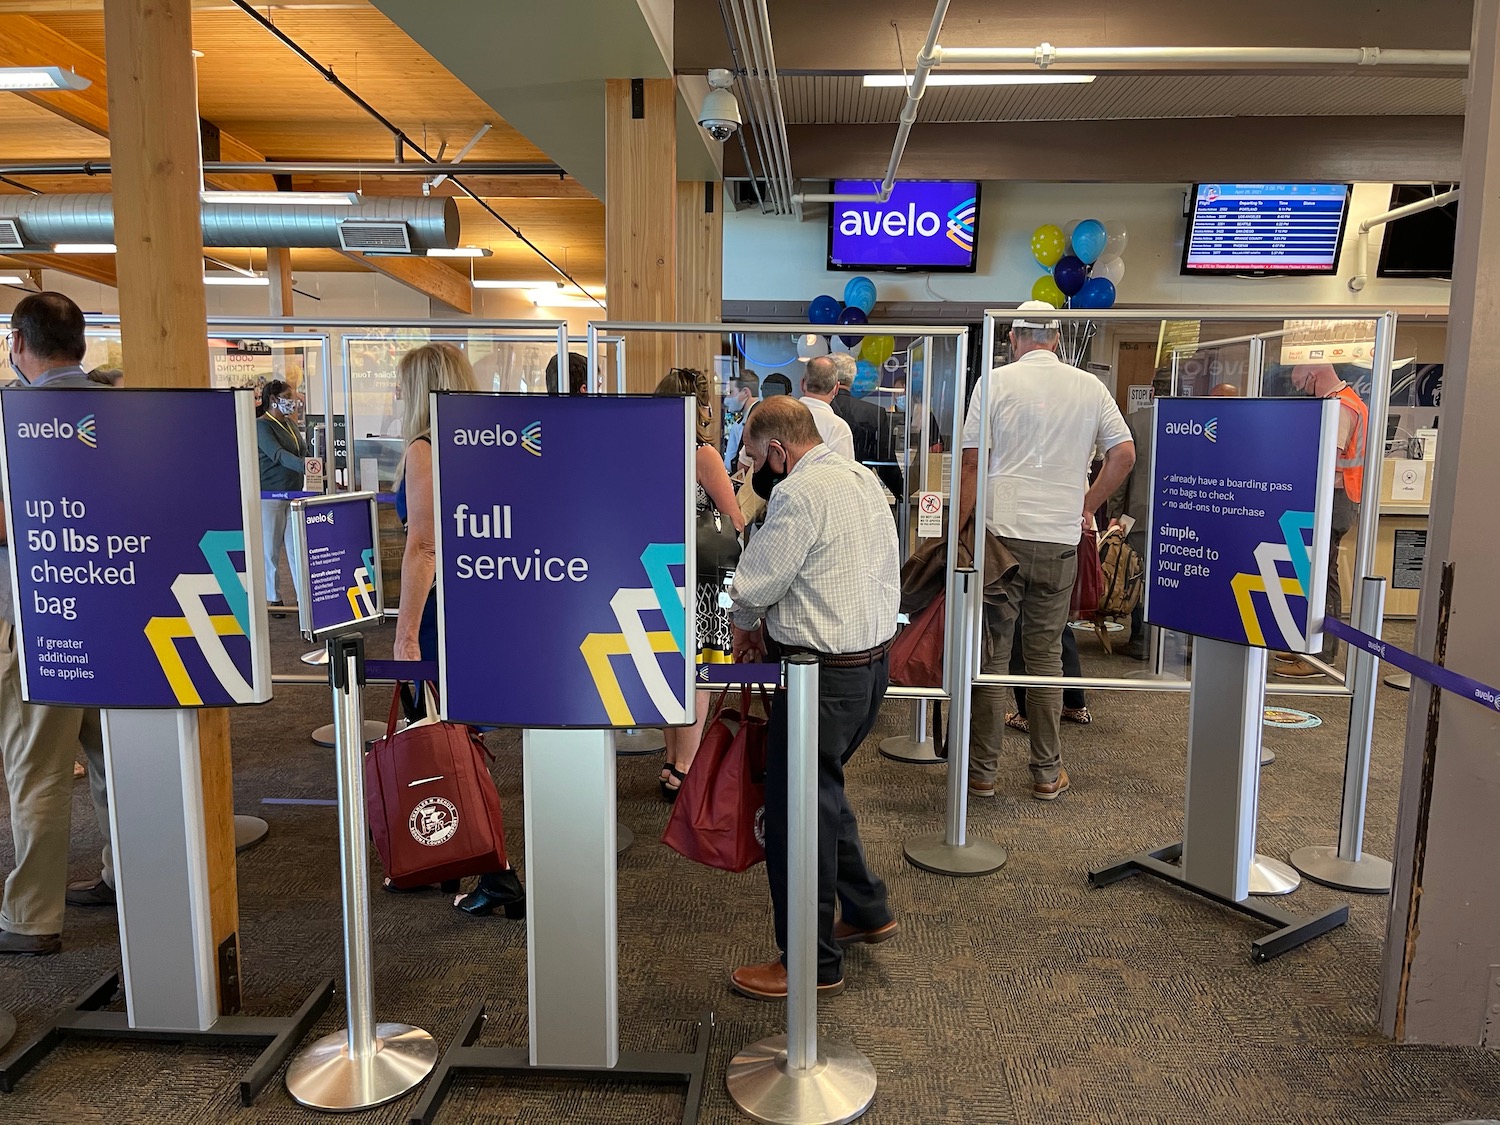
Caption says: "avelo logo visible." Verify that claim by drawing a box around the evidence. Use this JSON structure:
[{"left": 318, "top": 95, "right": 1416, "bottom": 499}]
[
  {"left": 1163, "top": 417, "right": 1219, "bottom": 443},
  {"left": 15, "top": 413, "right": 97, "bottom": 447},
  {"left": 839, "top": 202, "right": 947, "bottom": 241},
  {"left": 1204, "top": 417, "right": 1218, "bottom": 443},
  {"left": 946, "top": 197, "right": 977, "bottom": 251},
  {"left": 452, "top": 420, "right": 542, "bottom": 456}
]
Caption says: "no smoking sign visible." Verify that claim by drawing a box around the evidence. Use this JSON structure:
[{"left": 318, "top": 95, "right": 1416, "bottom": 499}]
[{"left": 917, "top": 491, "right": 943, "bottom": 538}]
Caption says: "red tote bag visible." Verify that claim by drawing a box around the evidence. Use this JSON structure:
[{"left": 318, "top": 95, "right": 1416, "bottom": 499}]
[
  {"left": 1069, "top": 526, "right": 1104, "bottom": 619},
  {"left": 365, "top": 685, "right": 509, "bottom": 889},
  {"left": 889, "top": 592, "right": 945, "bottom": 688},
  {"left": 661, "top": 686, "right": 768, "bottom": 873}
]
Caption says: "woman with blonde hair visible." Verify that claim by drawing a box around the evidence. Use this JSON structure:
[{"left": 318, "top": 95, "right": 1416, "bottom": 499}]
[
  {"left": 392, "top": 342, "right": 524, "bottom": 918},
  {"left": 653, "top": 368, "right": 745, "bottom": 800}
]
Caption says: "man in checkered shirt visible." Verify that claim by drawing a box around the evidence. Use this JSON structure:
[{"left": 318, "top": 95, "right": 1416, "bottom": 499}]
[{"left": 725, "top": 395, "right": 901, "bottom": 1001}]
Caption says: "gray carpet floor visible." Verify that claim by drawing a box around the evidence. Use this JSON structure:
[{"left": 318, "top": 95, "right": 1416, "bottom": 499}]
[{"left": 1, "top": 615, "right": 1498, "bottom": 1124}]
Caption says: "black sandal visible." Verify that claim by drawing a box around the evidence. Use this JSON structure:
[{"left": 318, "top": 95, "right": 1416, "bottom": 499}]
[
  {"left": 454, "top": 869, "right": 525, "bottom": 919},
  {"left": 383, "top": 877, "right": 460, "bottom": 894},
  {"left": 660, "top": 764, "right": 686, "bottom": 802}
]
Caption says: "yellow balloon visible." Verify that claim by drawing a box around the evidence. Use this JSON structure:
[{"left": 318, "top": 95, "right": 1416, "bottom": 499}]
[
  {"left": 1031, "top": 224, "right": 1066, "bottom": 268},
  {"left": 861, "top": 335, "right": 895, "bottom": 366},
  {"left": 1031, "top": 274, "right": 1066, "bottom": 309}
]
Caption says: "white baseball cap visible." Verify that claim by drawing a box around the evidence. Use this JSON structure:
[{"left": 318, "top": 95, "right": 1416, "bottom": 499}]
[{"left": 1013, "top": 300, "right": 1061, "bottom": 330}]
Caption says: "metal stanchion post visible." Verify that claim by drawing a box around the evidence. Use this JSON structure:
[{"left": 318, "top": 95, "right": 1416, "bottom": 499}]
[
  {"left": 286, "top": 635, "right": 437, "bottom": 1111},
  {"left": 878, "top": 698, "right": 942, "bottom": 764},
  {"left": 727, "top": 656, "right": 877, "bottom": 1125},
  {"left": 613, "top": 728, "right": 666, "bottom": 755},
  {"left": 1290, "top": 577, "right": 1394, "bottom": 893},
  {"left": 903, "top": 570, "right": 1007, "bottom": 876}
]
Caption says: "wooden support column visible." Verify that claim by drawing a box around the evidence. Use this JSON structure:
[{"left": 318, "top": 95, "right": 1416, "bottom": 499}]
[
  {"left": 102, "top": 0, "right": 241, "bottom": 1012},
  {"left": 605, "top": 78, "right": 676, "bottom": 393},
  {"left": 266, "top": 248, "right": 294, "bottom": 318},
  {"left": 1379, "top": 0, "right": 1500, "bottom": 1045},
  {"left": 676, "top": 180, "right": 723, "bottom": 442}
]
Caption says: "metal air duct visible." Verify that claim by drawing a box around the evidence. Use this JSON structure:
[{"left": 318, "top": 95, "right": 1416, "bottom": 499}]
[{"left": 0, "top": 193, "right": 459, "bottom": 251}]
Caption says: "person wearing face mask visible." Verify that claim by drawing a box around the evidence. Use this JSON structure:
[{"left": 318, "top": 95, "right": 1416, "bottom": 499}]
[
  {"left": 0, "top": 292, "right": 117, "bottom": 954},
  {"left": 723, "top": 372, "right": 760, "bottom": 473},
  {"left": 727, "top": 395, "right": 901, "bottom": 1000},
  {"left": 256, "top": 379, "right": 308, "bottom": 613}
]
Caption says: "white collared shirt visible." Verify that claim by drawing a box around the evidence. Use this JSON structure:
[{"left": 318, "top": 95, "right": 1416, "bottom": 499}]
[{"left": 801, "top": 395, "right": 855, "bottom": 460}]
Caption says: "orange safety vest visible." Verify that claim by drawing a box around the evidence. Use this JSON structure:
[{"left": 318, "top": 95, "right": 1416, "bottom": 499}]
[{"left": 1330, "top": 384, "right": 1368, "bottom": 498}]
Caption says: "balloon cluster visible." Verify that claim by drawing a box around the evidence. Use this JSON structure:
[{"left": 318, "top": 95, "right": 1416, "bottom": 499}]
[
  {"left": 1028, "top": 219, "right": 1126, "bottom": 310},
  {"left": 734, "top": 276, "right": 893, "bottom": 396}
]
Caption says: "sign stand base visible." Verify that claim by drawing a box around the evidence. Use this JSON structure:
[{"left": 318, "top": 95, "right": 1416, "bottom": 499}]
[
  {"left": 0, "top": 971, "right": 333, "bottom": 1102},
  {"left": 613, "top": 728, "right": 665, "bottom": 755},
  {"left": 727, "top": 1034, "right": 877, "bottom": 1125},
  {"left": 1288, "top": 845, "right": 1394, "bottom": 893},
  {"left": 234, "top": 814, "right": 270, "bottom": 853},
  {"left": 1088, "top": 843, "right": 1347, "bottom": 963}
]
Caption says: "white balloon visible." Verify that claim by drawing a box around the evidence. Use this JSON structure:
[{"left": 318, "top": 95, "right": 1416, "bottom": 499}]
[
  {"left": 1094, "top": 255, "right": 1126, "bottom": 287},
  {"left": 1103, "top": 221, "right": 1128, "bottom": 260},
  {"left": 830, "top": 338, "right": 858, "bottom": 355},
  {"left": 796, "top": 333, "right": 829, "bottom": 360},
  {"left": 1062, "top": 218, "right": 1081, "bottom": 251}
]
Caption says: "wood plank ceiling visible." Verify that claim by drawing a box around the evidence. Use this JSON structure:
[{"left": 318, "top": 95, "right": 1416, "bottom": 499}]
[{"left": 0, "top": 0, "right": 603, "bottom": 287}]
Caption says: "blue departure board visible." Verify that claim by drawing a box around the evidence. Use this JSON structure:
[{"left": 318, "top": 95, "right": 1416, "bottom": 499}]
[{"left": 1182, "top": 184, "right": 1351, "bottom": 275}]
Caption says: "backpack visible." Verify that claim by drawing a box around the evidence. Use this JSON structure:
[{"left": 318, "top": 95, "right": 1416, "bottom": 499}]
[{"left": 1091, "top": 525, "right": 1144, "bottom": 652}]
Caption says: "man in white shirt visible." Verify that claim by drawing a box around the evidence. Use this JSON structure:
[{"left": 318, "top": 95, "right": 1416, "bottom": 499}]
[
  {"left": 799, "top": 355, "right": 855, "bottom": 460},
  {"left": 959, "top": 302, "right": 1135, "bottom": 801}
]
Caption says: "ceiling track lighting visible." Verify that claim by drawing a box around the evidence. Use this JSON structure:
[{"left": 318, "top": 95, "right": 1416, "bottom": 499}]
[
  {"left": 51, "top": 243, "right": 115, "bottom": 254},
  {"left": 861, "top": 73, "right": 1096, "bottom": 87},
  {"left": 0, "top": 66, "right": 92, "bottom": 91},
  {"left": 428, "top": 246, "right": 493, "bottom": 257},
  {"left": 201, "top": 190, "right": 359, "bottom": 206}
]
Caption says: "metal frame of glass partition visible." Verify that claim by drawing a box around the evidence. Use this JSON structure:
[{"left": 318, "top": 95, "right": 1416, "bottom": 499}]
[
  {"left": 973, "top": 307, "right": 1397, "bottom": 702},
  {"left": 586, "top": 320, "right": 971, "bottom": 704}
]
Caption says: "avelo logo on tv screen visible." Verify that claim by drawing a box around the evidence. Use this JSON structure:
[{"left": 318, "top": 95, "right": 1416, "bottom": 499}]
[{"left": 828, "top": 180, "right": 981, "bottom": 273}]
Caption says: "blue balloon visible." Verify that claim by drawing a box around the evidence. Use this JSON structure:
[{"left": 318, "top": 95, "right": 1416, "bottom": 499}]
[
  {"left": 808, "top": 294, "right": 841, "bottom": 324},
  {"left": 852, "top": 360, "right": 879, "bottom": 398},
  {"left": 1073, "top": 276, "right": 1117, "bottom": 309},
  {"left": 1053, "top": 255, "right": 1088, "bottom": 297},
  {"left": 837, "top": 306, "right": 867, "bottom": 325},
  {"left": 843, "top": 276, "right": 877, "bottom": 315},
  {"left": 1070, "top": 218, "right": 1107, "bottom": 265}
]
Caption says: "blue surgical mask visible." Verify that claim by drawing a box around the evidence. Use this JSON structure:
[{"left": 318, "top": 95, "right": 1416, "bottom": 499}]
[
  {"left": 895, "top": 395, "right": 906, "bottom": 411},
  {"left": 8, "top": 352, "right": 29, "bottom": 385}
]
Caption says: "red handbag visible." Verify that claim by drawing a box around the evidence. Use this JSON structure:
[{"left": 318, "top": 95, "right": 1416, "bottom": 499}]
[
  {"left": 365, "top": 684, "right": 509, "bottom": 889},
  {"left": 661, "top": 686, "right": 768, "bottom": 873},
  {"left": 1069, "top": 526, "right": 1104, "bottom": 619},
  {"left": 889, "top": 592, "right": 945, "bottom": 687}
]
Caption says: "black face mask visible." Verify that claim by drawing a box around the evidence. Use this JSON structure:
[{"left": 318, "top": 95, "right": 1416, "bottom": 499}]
[{"left": 751, "top": 461, "right": 786, "bottom": 501}]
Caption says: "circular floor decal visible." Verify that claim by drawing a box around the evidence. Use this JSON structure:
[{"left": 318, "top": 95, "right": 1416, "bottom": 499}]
[
  {"left": 1070, "top": 620, "right": 1125, "bottom": 632},
  {"left": 1263, "top": 707, "right": 1322, "bottom": 729}
]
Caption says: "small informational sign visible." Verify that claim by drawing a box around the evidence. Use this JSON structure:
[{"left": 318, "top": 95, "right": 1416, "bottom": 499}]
[
  {"left": 1392, "top": 528, "right": 1427, "bottom": 590},
  {"left": 1127, "top": 385, "right": 1155, "bottom": 414},
  {"left": 1391, "top": 460, "right": 1428, "bottom": 503},
  {"left": 1145, "top": 397, "right": 1339, "bottom": 654},
  {"left": 433, "top": 394, "right": 695, "bottom": 728},
  {"left": 303, "top": 455, "right": 325, "bottom": 494},
  {"left": 0, "top": 388, "right": 270, "bottom": 707},
  {"left": 292, "top": 492, "right": 382, "bottom": 641},
  {"left": 917, "top": 491, "right": 943, "bottom": 538}
]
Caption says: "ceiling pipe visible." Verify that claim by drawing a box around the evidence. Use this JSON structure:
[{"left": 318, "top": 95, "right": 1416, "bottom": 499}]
[
  {"left": 748, "top": 0, "right": 800, "bottom": 219},
  {"left": 0, "top": 160, "right": 566, "bottom": 177},
  {"left": 726, "top": 0, "right": 789, "bottom": 213},
  {"left": 714, "top": 0, "right": 768, "bottom": 212},
  {"left": 792, "top": 24, "right": 1469, "bottom": 209},
  {"left": 1348, "top": 187, "right": 1459, "bottom": 291},
  {"left": 794, "top": 0, "right": 952, "bottom": 207}
]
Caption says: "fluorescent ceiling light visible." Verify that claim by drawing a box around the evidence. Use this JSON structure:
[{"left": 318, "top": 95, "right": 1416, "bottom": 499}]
[
  {"left": 204, "top": 274, "right": 270, "bottom": 286},
  {"left": 473, "top": 279, "right": 552, "bottom": 289},
  {"left": 0, "top": 275, "right": 24, "bottom": 285},
  {"left": 52, "top": 243, "right": 115, "bottom": 254},
  {"left": 527, "top": 288, "right": 604, "bottom": 309},
  {"left": 0, "top": 66, "right": 92, "bottom": 91},
  {"left": 428, "top": 246, "right": 492, "bottom": 258},
  {"left": 862, "top": 73, "right": 1095, "bottom": 87},
  {"left": 201, "top": 190, "right": 359, "bottom": 206}
]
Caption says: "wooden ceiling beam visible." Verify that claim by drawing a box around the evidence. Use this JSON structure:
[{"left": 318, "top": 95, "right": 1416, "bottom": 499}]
[
  {"left": 6, "top": 252, "right": 117, "bottom": 288},
  {"left": 337, "top": 250, "right": 473, "bottom": 314},
  {"left": 0, "top": 13, "right": 273, "bottom": 191}
]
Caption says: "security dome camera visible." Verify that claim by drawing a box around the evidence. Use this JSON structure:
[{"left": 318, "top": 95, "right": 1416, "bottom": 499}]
[{"left": 699, "top": 69, "right": 741, "bottom": 143}]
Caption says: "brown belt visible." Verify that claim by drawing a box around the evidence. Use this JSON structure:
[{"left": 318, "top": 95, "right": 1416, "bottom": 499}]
[{"left": 773, "top": 639, "right": 891, "bottom": 668}]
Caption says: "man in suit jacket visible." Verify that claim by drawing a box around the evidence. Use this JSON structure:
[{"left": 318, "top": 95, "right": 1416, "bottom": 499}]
[{"left": 828, "top": 352, "right": 903, "bottom": 498}]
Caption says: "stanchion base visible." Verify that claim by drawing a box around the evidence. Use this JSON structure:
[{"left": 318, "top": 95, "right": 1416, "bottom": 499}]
[
  {"left": 614, "top": 728, "right": 666, "bottom": 755},
  {"left": 286, "top": 1024, "right": 438, "bottom": 1111},
  {"left": 1288, "top": 845, "right": 1394, "bottom": 894},
  {"left": 726, "top": 1035, "right": 877, "bottom": 1125},
  {"left": 408, "top": 1002, "right": 713, "bottom": 1125},
  {"left": 0, "top": 972, "right": 334, "bottom": 1104},
  {"left": 1087, "top": 841, "right": 1348, "bottom": 964},
  {"left": 1384, "top": 671, "right": 1412, "bottom": 692},
  {"left": 1260, "top": 746, "right": 1275, "bottom": 767},
  {"left": 312, "top": 720, "right": 386, "bottom": 748},
  {"left": 301, "top": 649, "right": 330, "bottom": 666},
  {"left": 877, "top": 737, "right": 942, "bottom": 765},
  {"left": 234, "top": 815, "right": 270, "bottom": 853},
  {"left": 617, "top": 823, "right": 635, "bottom": 854},
  {"left": 902, "top": 834, "right": 1007, "bottom": 877},
  {"left": 0, "top": 1009, "right": 15, "bottom": 1054},
  {"left": 1248, "top": 854, "right": 1301, "bottom": 897}
]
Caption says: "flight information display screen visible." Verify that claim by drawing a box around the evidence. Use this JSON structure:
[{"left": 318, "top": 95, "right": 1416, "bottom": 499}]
[{"left": 1182, "top": 183, "right": 1351, "bottom": 275}]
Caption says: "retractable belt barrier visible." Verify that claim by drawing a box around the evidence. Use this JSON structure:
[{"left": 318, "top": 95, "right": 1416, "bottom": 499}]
[{"left": 1323, "top": 618, "right": 1500, "bottom": 714}]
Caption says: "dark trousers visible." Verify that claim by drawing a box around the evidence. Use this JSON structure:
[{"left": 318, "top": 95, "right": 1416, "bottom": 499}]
[
  {"left": 764, "top": 656, "right": 891, "bottom": 985},
  {"left": 1322, "top": 490, "right": 1358, "bottom": 663},
  {"left": 1011, "top": 615, "right": 1086, "bottom": 714}
]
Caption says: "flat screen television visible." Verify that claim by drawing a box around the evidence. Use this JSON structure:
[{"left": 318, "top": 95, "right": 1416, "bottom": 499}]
[
  {"left": 827, "top": 180, "right": 980, "bottom": 273},
  {"left": 1377, "top": 183, "right": 1457, "bottom": 280},
  {"left": 1181, "top": 183, "right": 1351, "bottom": 276}
]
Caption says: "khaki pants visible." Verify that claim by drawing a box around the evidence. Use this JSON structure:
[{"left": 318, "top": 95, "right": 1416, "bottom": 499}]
[
  {"left": 0, "top": 620, "right": 111, "bottom": 936},
  {"left": 970, "top": 536, "right": 1078, "bottom": 786}
]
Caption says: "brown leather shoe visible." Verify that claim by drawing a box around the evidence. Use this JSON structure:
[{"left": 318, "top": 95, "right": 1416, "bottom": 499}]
[
  {"left": 1032, "top": 768, "right": 1071, "bottom": 801},
  {"left": 968, "top": 778, "right": 996, "bottom": 798},
  {"left": 0, "top": 929, "right": 60, "bottom": 955},
  {"left": 729, "top": 960, "right": 844, "bottom": 1001},
  {"left": 1275, "top": 657, "right": 1326, "bottom": 679},
  {"left": 833, "top": 918, "right": 899, "bottom": 947},
  {"left": 66, "top": 879, "right": 116, "bottom": 907}
]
